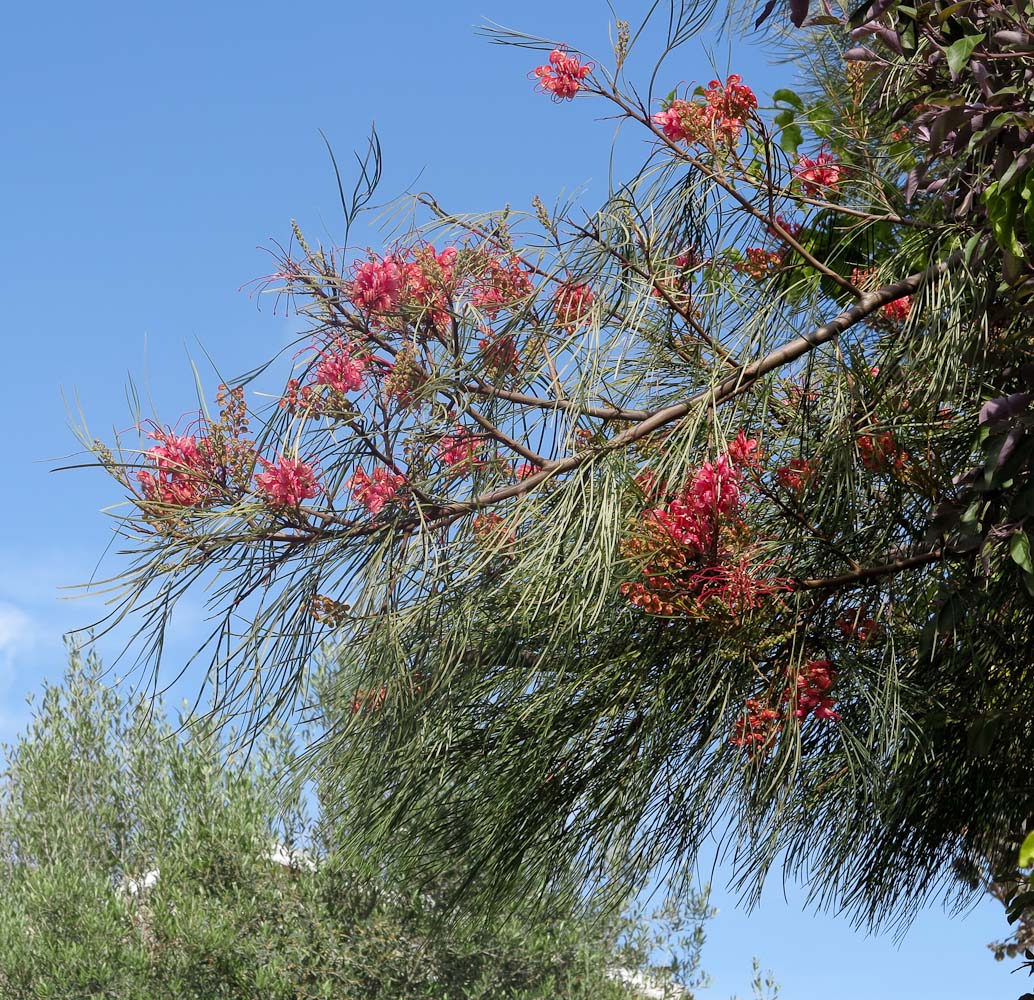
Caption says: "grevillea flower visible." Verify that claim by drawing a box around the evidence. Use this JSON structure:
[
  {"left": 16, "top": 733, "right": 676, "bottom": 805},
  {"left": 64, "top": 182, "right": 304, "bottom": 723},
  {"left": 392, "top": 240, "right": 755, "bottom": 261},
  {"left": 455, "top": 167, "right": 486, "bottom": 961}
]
[
  {"left": 137, "top": 429, "right": 213, "bottom": 507},
  {"left": 532, "top": 48, "right": 593, "bottom": 100},
  {"left": 314, "top": 339, "right": 366, "bottom": 394},
  {"left": 736, "top": 247, "right": 783, "bottom": 280},
  {"left": 837, "top": 606, "right": 878, "bottom": 643},
  {"left": 348, "top": 467, "right": 408, "bottom": 514},
  {"left": 857, "top": 432, "right": 908, "bottom": 473},
  {"left": 472, "top": 253, "right": 534, "bottom": 318},
  {"left": 851, "top": 267, "right": 912, "bottom": 323},
  {"left": 652, "top": 100, "right": 710, "bottom": 144},
  {"left": 652, "top": 76, "right": 757, "bottom": 146},
  {"left": 785, "top": 659, "right": 839, "bottom": 720},
  {"left": 255, "top": 456, "right": 320, "bottom": 508},
  {"left": 732, "top": 659, "right": 840, "bottom": 755},
  {"left": 553, "top": 282, "right": 594, "bottom": 330},
  {"left": 472, "top": 512, "right": 516, "bottom": 548},
  {"left": 731, "top": 698, "right": 782, "bottom": 753},
  {"left": 776, "top": 457, "right": 818, "bottom": 493},
  {"left": 438, "top": 428, "right": 484, "bottom": 473},
  {"left": 514, "top": 462, "right": 538, "bottom": 481},
  {"left": 478, "top": 331, "right": 521, "bottom": 376},
  {"left": 349, "top": 254, "right": 405, "bottom": 313},
  {"left": 702, "top": 74, "right": 758, "bottom": 136},
  {"left": 794, "top": 152, "right": 842, "bottom": 196},
  {"left": 621, "top": 431, "right": 786, "bottom": 619}
]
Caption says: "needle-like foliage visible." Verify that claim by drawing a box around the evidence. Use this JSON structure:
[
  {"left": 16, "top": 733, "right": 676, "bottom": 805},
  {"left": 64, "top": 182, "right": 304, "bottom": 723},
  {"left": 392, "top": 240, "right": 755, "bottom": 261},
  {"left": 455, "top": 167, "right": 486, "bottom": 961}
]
[{"left": 76, "top": 0, "right": 1034, "bottom": 937}]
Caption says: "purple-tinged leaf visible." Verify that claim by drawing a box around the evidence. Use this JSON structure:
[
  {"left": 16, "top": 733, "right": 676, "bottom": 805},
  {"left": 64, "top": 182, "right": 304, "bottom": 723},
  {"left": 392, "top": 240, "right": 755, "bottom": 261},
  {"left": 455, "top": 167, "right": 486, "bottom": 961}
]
[
  {"left": 979, "top": 392, "right": 1033, "bottom": 426},
  {"left": 790, "top": 0, "right": 809, "bottom": 27}
]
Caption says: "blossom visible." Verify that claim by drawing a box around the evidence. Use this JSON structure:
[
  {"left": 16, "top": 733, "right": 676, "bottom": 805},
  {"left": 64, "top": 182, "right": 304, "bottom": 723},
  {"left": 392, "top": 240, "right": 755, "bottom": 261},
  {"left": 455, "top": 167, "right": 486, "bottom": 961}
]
[
  {"left": 776, "top": 457, "right": 818, "bottom": 493},
  {"left": 255, "top": 456, "right": 320, "bottom": 508},
  {"left": 478, "top": 331, "right": 521, "bottom": 376},
  {"left": 652, "top": 100, "right": 709, "bottom": 144},
  {"left": 857, "top": 432, "right": 908, "bottom": 473},
  {"left": 735, "top": 247, "right": 783, "bottom": 280},
  {"left": 851, "top": 268, "right": 912, "bottom": 323},
  {"left": 136, "top": 429, "right": 212, "bottom": 507},
  {"left": 349, "top": 254, "right": 405, "bottom": 312},
  {"left": 553, "top": 282, "right": 594, "bottom": 330},
  {"left": 652, "top": 76, "right": 757, "bottom": 146},
  {"left": 786, "top": 659, "right": 840, "bottom": 721},
  {"left": 621, "top": 431, "right": 782, "bottom": 619},
  {"left": 532, "top": 48, "right": 593, "bottom": 100},
  {"left": 438, "top": 428, "right": 483, "bottom": 473},
  {"left": 514, "top": 462, "right": 538, "bottom": 481},
  {"left": 314, "top": 339, "right": 366, "bottom": 394},
  {"left": 702, "top": 74, "right": 758, "bottom": 137},
  {"left": 348, "top": 467, "right": 408, "bottom": 514},
  {"left": 794, "top": 152, "right": 842, "bottom": 196},
  {"left": 472, "top": 253, "right": 534, "bottom": 318}
]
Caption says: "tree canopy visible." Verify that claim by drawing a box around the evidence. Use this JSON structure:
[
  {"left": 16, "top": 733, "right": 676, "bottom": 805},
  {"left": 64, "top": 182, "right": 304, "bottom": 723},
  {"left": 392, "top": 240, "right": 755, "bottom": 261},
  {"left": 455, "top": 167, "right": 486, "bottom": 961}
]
[
  {"left": 79, "top": 0, "right": 1034, "bottom": 941},
  {"left": 0, "top": 645, "right": 734, "bottom": 999}
]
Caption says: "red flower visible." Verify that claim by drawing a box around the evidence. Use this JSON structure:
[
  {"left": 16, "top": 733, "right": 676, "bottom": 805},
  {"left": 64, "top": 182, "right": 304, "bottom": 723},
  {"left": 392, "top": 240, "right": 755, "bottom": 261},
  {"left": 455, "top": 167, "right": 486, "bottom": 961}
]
[
  {"left": 532, "top": 48, "right": 593, "bottom": 100},
  {"left": 794, "top": 152, "right": 842, "bottom": 196},
  {"left": 776, "top": 457, "right": 818, "bottom": 494},
  {"left": 553, "top": 282, "right": 594, "bottom": 330},
  {"left": 348, "top": 467, "right": 408, "bottom": 514},
  {"left": 255, "top": 456, "right": 320, "bottom": 508},
  {"left": 137, "top": 429, "right": 213, "bottom": 507},
  {"left": 314, "top": 339, "right": 366, "bottom": 394}
]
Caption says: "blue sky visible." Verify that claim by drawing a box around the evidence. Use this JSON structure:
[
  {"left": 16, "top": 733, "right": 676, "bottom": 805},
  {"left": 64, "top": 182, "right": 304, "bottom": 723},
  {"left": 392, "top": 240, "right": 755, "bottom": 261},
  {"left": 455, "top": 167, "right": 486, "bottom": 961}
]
[{"left": 0, "top": 1, "right": 1023, "bottom": 996}]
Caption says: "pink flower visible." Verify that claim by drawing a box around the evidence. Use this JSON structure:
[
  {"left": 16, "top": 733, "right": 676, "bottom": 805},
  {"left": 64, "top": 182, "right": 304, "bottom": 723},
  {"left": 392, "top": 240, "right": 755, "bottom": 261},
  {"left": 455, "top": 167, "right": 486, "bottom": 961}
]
[
  {"left": 348, "top": 467, "right": 408, "bottom": 514},
  {"left": 794, "top": 152, "right": 842, "bottom": 196},
  {"left": 472, "top": 253, "right": 534, "bottom": 318},
  {"left": 478, "top": 331, "right": 521, "bottom": 375},
  {"left": 255, "top": 456, "right": 320, "bottom": 508},
  {"left": 514, "top": 462, "right": 537, "bottom": 481},
  {"left": 652, "top": 100, "right": 709, "bottom": 144},
  {"left": 776, "top": 457, "right": 818, "bottom": 494},
  {"left": 137, "top": 429, "right": 212, "bottom": 507},
  {"left": 438, "top": 428, "right": 483, "bottom": 473},
  {"left": 314, "top": 339, "right": 366, "bottom": 394},
  {"left": 350, "top": 255, "right": 405, "bottom": 312},
  {"left": 652, "top": 76, "right": 757, "bottom": 146},
  {"left": 532, "top": 48, "right": 593, "bottom": 100},
  {"left": 553, "top": 282, "right": 594, "bottom": 330}
]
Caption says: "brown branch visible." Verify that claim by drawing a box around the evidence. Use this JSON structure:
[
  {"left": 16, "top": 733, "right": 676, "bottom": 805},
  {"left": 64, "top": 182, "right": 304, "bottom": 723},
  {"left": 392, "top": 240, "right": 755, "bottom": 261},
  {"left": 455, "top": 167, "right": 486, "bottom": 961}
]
[{"left": 793, "top": 544, "right": 971, "bottom": 590}]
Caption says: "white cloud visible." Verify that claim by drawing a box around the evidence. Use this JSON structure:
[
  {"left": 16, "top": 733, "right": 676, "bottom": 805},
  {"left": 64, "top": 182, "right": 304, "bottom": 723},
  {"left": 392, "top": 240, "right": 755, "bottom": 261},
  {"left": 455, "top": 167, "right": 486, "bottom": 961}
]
[{"left": 0, "top": 603, "right": 34, "bottom": 657}]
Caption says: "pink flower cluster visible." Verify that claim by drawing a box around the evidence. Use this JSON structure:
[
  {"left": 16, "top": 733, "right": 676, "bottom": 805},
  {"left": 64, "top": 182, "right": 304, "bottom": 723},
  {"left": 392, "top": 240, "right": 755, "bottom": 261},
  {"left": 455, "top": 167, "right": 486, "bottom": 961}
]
[
  {"left": 532, "top": 48, "right": 593, "bottom": 100},
  {"left": 731, "top": 699, "right": 782, "bottom": 753},
  {"left": 314, "top": 339, "right": 367, "bottom": 394},
  {"left": 652, "top": 75, "right": 757, "bottom": 145},
  {"left": 794, "top": 152, "right": 842, "bottom": 196},
  {"left": 787, "top": 659, "right": 839, "bottom": 720},
  {"left": 348, "top": 245, "right": 459, "bottom": 331},
  {"left": 137, "top": 430, "right": 212, "bottom": 507},
  {"left": 736, "top": 247, "right": 783, "bottom": 280},
  {"left": 730, "top": 660, "right": 839, "bottom": 756},
  {"left": 851, "top": 267, "right": 912, "bottom": 324},
  {"left": 775, "top": 456, "right": 818, "bottom": 494},
  {"left": 553, "top": 282, "right": 594, "bottom": 330},
  {"left": 621, "top": 431, "right": 783, "bottom": 619},
  {"left": 472, "top": 253, "right": 534, "bottom": 318},
  {"left": 478, "top": 331, "right": 521, "bottom": 376},
  {"left": 857, "top": 432, "right": 908, "bottom": 473},
  {"left": 348, "top": 467, "right": 408, "bottom": 514},
  {"left": 255, "top": 456, "right": 320, "bottom": 508},
  {"left": 350, "top": 255, "right": 406, "bottom": 313},
  {"left": 438, "top": 428, "right": 483, "bottom": 473}
]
